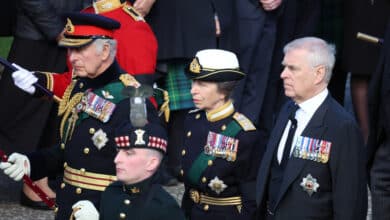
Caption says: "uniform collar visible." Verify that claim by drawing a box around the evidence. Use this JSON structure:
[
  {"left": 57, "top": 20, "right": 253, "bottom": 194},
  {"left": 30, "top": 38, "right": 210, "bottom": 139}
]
[
  {"left": 77, "top": 60, "right": 122, "bottom": 90},
  {"left": 122, "top": 175, "right": 153, "bottom": 196},
  {"left": 206, "top": 100, "right": 234, "bottom": 122}
]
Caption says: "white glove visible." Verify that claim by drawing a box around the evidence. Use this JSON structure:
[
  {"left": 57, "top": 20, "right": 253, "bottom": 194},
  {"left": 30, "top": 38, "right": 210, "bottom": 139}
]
[
  {"left": 11, "top": 63, "right": 38, "bottom": 94},
  {"left": 0, "top": 152, "right": 30, "bottom": 181},
  {"left": 72, "top": 200, "right": 99, "bottom": 220}
]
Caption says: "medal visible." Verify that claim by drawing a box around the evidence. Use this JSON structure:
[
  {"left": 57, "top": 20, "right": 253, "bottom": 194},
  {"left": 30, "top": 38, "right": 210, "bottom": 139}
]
[
  {"left": 300, "top": 174, "right": 319, "bottom": 196},
  {"left": 208, "top": 176, "right": 227, "bottom": 194}
]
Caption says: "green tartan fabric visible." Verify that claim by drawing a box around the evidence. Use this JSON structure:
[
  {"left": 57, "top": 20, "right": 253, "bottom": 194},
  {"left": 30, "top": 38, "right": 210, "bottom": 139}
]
[{"left": 164, "top": 62, "right": 195, "bottom": 111}]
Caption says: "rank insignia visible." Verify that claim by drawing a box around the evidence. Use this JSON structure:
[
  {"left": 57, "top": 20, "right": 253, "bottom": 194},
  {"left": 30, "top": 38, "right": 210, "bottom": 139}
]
[
  {"left": 300, "top": 174, "right": 319, "bottom": 196},
  {"left": 130, "top": 187, "right": 140, "bottom": 194},
  {"left": 204, "top": 131, "right": 238, "bottom": 162},
  {"left": 208, "top": 176, "right": 227, "bottom": 194},
  {"left": 293, "top": 136, "right": 332, "bottom": 163},
  {"left": 91, "top": 129, "right": 108, "bottom": 150}
]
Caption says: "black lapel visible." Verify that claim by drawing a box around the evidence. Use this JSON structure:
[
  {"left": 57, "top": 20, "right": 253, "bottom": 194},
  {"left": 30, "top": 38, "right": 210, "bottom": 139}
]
[
  {"left": 256, "top": 102, "right": 295, "bottom": 205},
  {"left": 274, "top": 95, "right": 331, "bottom": 208}
]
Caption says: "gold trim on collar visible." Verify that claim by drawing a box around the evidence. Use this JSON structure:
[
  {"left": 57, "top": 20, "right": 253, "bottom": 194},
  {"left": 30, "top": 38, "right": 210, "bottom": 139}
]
[
  {"left": 93, "top": 0, "right": 122, "bottom": 13},
  {"left": 206, "top": 100, "right": 234, "bottom": 122}
]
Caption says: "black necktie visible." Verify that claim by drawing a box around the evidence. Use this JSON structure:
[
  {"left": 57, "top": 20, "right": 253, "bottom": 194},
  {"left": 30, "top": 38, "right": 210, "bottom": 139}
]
[{"left": 280, "top": 104, "right": 299, "bottom": 168}]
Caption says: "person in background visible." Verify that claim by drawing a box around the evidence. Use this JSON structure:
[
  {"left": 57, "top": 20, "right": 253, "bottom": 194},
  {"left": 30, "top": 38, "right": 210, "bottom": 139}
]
[
  {"left": 367, "top": 19, "right": 390, "bottom": 220},
  {"left": 342, "top": 0, "right": 390, "bottom": 142},
  {"left": 255, "top": 37, "right": 367, "bottom": 219},
  {"left": 71, "top": 122, "right": 185, "bottom": 220}
]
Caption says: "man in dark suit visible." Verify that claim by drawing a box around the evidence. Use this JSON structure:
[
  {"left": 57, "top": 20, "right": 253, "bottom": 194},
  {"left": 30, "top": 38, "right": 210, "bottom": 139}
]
[
  {"left": 367, "top": 20, "right": 390, "bottom": 220},
  {"left": 255, "top": 37, "right": 367, "bottom": 219}
]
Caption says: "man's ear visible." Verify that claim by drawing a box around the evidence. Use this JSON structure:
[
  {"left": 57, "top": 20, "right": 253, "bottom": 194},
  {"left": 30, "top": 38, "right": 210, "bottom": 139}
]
[
  {"left": 145, "top": 157, "right": 160, "bottom": 172},
  {"left": 314, "top": 65, "right": 326, "bottom": 84},
  {"left": 101, "top": 43, "right": 111, "bottom": 61}
]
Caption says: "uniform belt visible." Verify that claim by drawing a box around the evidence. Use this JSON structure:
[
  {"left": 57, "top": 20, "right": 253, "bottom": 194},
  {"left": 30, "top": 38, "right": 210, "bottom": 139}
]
[
  {"left": 189, "top": 189, "right": 242, "bottom": 206},
  {"left": 63, "top": 166, "right": 117, "bottom": 191}
]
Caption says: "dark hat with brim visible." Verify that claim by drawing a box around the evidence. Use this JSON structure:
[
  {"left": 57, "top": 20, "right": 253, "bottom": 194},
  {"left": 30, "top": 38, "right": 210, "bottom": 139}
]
[
  {"left": 114, "top": 122, "right": 167, "bottom": 154},
  {"left": 185, "top": 49, "right": 245, "bottom": 82},
  {"left": 59, "top": 12, "right": 120, "bottom": 48}
]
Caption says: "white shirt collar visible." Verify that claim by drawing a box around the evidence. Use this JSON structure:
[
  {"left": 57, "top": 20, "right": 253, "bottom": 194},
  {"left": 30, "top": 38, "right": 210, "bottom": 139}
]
[{"left": 297, "top": 89, "right": 328, "bottom": 118}]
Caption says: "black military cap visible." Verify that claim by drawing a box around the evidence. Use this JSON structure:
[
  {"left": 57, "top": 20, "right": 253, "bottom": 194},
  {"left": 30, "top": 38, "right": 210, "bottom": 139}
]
[
  {"left": 114, "top": 122, "right": 167, "bottom": 154},
  {"left": 186, "top": 49, "right": 245, "bottom": 82},
  {"left": 59, "top": 12, "right": 120, "bottom": 48}
]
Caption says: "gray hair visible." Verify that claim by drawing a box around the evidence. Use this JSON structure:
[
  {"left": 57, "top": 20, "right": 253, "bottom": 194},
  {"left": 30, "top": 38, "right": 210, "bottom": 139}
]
[
  {"left": 283, "top": 37, "right": 336, "bottom": 83},
  {"left": 93, "top": 38, "right": 117, "bottom": 60},
  {"left": 216, "top": 81, "right": 238, "bottom": 101}
]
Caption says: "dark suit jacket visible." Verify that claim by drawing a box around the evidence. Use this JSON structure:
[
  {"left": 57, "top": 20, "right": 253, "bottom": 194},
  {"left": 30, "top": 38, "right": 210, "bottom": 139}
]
[
  {"left": 256, "top": 95, "right": 367, "bottom": 219},
  {"left": 148, "top": 0, "right": 238, "bottom": 61},
  {"left": 367, "top": 19, "right": 390, "bottom": 169}
]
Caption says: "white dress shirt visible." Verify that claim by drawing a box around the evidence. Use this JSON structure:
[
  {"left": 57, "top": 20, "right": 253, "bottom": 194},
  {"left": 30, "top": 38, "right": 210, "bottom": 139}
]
[{"left": 276, "top": 89, "right": 329, "bottom": 163}]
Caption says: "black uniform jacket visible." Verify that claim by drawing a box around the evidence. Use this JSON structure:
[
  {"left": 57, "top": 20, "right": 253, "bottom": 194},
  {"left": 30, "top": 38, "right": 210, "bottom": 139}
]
[
  {"left": 256, "top": 95, "right": 367, "bottom": 220},
  {"left": 27, "top": 61, "right": 160, "bottom": 220},
  {"left": 180, "top": 101, "right": 261, "bottom": 220},
  {"left": 100, "top": 175, "right": 185, "bottom": 220}
]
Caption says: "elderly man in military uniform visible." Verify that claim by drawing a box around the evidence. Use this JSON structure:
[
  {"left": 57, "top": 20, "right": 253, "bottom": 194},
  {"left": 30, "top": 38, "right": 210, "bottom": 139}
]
[
  {"left": 179, "top": 49, "right": 261, "bottom": 220},
  {"left": 0, "top": 12, "right": 160, "bottom": 220},
  {"left": 70, "top": 122, "right": 185, "bottom": 220}
]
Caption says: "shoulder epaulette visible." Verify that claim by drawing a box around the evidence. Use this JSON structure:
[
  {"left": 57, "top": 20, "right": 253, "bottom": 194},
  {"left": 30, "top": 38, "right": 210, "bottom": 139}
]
[
  {"left": 188, "top": 109, "right": 201, "bottom": 114},
  {"left": 119, "top": 73, "right": 139, "bottom": 86},
  {"left": 122, "top": 3, "right": 145, "bottom": 22},
  {"left": 233, "top": 112, "right": 256, "bottom": 131}
]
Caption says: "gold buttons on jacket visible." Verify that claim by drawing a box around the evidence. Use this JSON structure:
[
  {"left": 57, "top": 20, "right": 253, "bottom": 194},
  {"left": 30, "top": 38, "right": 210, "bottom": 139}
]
[
  {"left": 203, "top": 204, "right": 209, "bottom": 211},
  {"left": 60, "top": 183, "right": 66, "bottom": 189},
  {"left": 221, "top": 125, "right": 227, "bottom": 131},
  {"left": 83, "top": 148, "right": 90, "bottom": 154},
  {"left": 195, "top": 114, "right": 200, "bottom": 119},
  {"left": 63, "top": 162, "right": 68, "bottom": 168},
  {"left": 119, "top": 213, "right": 126, "bottom": 219},
  {"left": 208, "top": 160, "right": 213, "bottom": 166},
  {"left": 181, "top": 149, "right": 186, "bottom": 156},
  {"left": 89, "top": 128, "right": 96, "bottom": 134},
  {"left": 180, "top": 169, "right": 184, "bottom": 176},
  {"left": 124, "top": 199, "right": 131, "bottom": 205},
  {"left": 79, "top": 82, "right": 84, "bottom": 89},
  {"left": 201, "top": 177, "right": 207, "bottom": 183},
  {"left": 80, "top": 168, "right": 86, "bottom": 174},
  {"left": 76, "top": 188, "right": 82, "bottom": 194},
  {"left": 60, "top": 143, "right": 65, "bottom": 150},
  {"left": 187, "top": 131, "right": 192, "bottom": 137}
]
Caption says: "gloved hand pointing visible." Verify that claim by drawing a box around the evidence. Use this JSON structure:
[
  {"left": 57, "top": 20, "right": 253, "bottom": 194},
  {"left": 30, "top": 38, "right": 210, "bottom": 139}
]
[
  {"left": 11, "top": 63, "right": 38, "bottom": 94},
  {"left": 0, "top": 152, "right": 30, "bottom": 181}
]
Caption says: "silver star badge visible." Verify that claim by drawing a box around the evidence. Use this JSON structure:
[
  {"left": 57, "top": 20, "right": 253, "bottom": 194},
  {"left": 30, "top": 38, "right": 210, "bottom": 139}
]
[
  {"left": 208, "top": 176, "right": 227, "bottom": 194},
  {"left": 91, "top": 129, "right": 108, "bottom": 150},
  {"left": 300, "top": 174, "right": 319, "bottom": 196}
]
